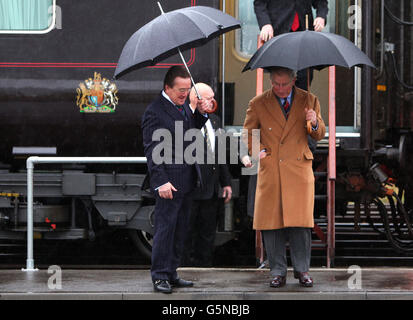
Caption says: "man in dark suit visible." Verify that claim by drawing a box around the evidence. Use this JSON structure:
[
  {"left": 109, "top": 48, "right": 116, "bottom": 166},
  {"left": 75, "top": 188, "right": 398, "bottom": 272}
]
[
  {"left": 254, "top": 0, "right": 328, "bottom": 91},
  {"left": 184, "top": 83, "right": 232, "bottom": 267},
  {"left": 254, "top": 0, "right": 328, "bottom": 40},
  {"left": 142, "top": 66, "right": 209, "bottom": 294}
]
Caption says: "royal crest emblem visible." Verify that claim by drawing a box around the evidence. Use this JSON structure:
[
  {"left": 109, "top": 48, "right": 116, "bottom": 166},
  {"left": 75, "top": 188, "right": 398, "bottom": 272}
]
[{"left": 76, "top": 72, "right": 119, "bottom": 113}]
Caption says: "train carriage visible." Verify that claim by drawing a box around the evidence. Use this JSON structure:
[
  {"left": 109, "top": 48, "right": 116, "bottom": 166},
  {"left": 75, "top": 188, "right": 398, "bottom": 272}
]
[
  {"left": 0, "top": 0, "right": 412, "bottom": 265},
  {"left": 0, "top": 0, "right": 229, "bottom": 260}
]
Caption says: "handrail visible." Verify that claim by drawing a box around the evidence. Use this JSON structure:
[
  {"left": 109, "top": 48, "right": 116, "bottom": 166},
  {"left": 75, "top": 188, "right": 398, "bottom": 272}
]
[
  {"left": 327, "top": 66, "right": 336, "bottom": 268},
  {"left": 23, "top": 156, "right": 147, "bottom": 271}
]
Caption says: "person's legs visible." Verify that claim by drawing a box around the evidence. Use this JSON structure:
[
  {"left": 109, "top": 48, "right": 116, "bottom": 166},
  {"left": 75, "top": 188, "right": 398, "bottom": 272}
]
[
  {"left": 295, "top": 68, "right": 313, "bottom": 91},
  {"left": 151, "top": 196, "right": 185, "bottom": 281},
  {"left": 262, "top": 229, "right": 288, "bottom": 277},
  {"left": 170, "top": 194, "right": 193, "bottom": 281},
  {"left": 192, "top": 198, "right": 219, "bottom": 266},
  {"left": 182, "top": 199, "right": 201, "bottom": 266},
  {"left": 288, "top": 227, "right": 313, "bottom": 287},
  {"left": 288, "top": 227, "right": 312, "bottom": 273}
]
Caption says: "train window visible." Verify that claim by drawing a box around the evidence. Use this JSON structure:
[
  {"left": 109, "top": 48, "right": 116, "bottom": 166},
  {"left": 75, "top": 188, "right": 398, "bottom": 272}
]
[
  {"left": 334, "top": 0, "right": 362, "bottom": 134},
  {"left": 234, "top": 1, "right": 336, "bottom": 59},
  {"left": 235, "top": 0, "right": 260, "bottom": 58},
  {"left": 0, "top": 0, "right": 55, "bottom": 34}
]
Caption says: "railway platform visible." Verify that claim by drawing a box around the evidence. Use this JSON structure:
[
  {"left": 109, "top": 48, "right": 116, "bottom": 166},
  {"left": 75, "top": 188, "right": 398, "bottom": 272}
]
[{"left": 1, "top": 267, "right": 413, "bottom": 300}]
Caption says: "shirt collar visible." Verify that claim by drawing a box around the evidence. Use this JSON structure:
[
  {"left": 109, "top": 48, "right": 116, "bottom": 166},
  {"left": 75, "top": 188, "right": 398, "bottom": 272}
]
[
  {"left": 162, "top": 90, "right": 175, "bottom": 106},
  {"left": 273, "top": 87, "right": 294, "bottom": 106},
  {"left": 189, "top": 104, "right": 196, "bottom": 114},
  {"left": 280, "top": 89, "right": 294, "bottom": 106}
]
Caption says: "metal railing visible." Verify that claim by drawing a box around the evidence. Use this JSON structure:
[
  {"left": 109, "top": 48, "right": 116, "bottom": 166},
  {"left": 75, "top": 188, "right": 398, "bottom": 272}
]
[{"left": 23, "top": 156, "right": 147, "bottom": 271}]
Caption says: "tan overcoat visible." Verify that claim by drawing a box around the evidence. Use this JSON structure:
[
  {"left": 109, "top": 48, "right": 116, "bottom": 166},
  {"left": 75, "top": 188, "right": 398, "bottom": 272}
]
[{"left": 243, "top": 87, "right": 326, "bottom": 230}]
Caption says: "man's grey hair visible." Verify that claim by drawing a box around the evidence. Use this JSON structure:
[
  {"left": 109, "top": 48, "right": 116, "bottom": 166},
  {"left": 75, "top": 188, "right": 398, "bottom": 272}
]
[{"left": 269, "top": 67, "right": 297, "bottom": 79}]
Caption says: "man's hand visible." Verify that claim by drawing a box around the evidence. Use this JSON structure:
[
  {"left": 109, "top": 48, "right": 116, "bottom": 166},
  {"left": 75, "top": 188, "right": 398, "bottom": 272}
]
[
  {"left": 196, "top": 97, "right": 212, "bottom": 115},
  {"left": 260, "top": 24, "right": 274, "bottom": 42},
  {"left": 241, "top": 155, "right": 253, "bottom": 168},
  {"left": 305, "top": 108, "right": 317, "bottom": 127},
  {"left": 222, "top": 186, "right": 232, "bottom": 203},
  {"left": 313, "top": 17, "right": 325, "bottom": 32},
  {"left": 158, "top": 182, "right": 177, "bottom": 199}
]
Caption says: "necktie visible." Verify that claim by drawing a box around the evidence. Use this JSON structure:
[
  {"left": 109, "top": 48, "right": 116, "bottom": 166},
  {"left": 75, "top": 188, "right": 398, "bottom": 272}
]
[
  {"left": 283, "top": 99, "right": 290, "bottom": 117},
  {"left": 176, "top": 105, "right": 187, "bottom": 119},
  {"left": 203, "top": 124, "right": 213, "bottom": 152},
  {"left": 291, "top": 12, "right": 300, "bottom": 32}
]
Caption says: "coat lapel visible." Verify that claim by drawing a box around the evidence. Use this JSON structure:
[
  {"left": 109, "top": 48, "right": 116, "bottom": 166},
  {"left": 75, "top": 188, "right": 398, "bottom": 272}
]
[
  {"left": 281, "top": 87, "right": 305, "bottom": 140},
  {"left": 183, "top": 103, "right": 192, "bottom": 123},
  {"left": 263, "top": 90, "right": 286, "bottom": 129},
  {"left": 160, "top": 95, "right": 190, "bottom": 130}
]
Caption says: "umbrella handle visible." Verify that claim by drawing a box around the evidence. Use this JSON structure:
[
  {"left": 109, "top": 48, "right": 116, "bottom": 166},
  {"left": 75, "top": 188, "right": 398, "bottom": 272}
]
[
  {"left": 307, "top": 120, "right": 312, "bottom": 134},
  {"left": 205, "top": 99, "right": 218, "bottom": 114},
  {"left": 306, "top": 91, "right": 313, "bottom": 134}
]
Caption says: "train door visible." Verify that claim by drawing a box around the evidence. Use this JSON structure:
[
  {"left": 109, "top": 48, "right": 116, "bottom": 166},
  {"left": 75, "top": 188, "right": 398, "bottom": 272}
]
[{"left": 222, "top": 0, "right": 361, "bottom": 145}]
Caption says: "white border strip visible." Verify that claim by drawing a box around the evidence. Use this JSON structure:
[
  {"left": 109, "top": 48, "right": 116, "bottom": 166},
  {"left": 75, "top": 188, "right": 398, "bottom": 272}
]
[{"left": 0, "top": 0, "right": 56, "bottom": 34}]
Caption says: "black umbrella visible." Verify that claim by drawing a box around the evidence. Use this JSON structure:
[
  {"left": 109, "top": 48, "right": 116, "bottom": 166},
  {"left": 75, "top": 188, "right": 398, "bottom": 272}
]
[
  {"left": 243, "top": 30, "right": 375, "bottom": 132},
  {"left": 114, "top": 3, "right": 240, "bottom": 98},
  {"left": 243, "top": 30, "right": 375, "bottom": 72}
]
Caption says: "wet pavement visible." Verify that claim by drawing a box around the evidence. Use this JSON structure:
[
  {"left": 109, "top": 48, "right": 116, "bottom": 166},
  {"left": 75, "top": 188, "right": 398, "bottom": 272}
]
[{"left": 1, "top": 267, "right": 413, "bottom": 300}]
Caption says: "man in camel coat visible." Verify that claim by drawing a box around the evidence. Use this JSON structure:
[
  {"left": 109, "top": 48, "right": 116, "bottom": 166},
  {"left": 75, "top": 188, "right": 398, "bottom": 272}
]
[{"left": 242, "top": 67, "right": 325, "bottom": 288}]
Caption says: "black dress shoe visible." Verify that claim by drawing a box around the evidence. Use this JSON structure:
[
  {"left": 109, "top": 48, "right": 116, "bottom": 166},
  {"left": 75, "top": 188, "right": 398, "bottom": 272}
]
[
  {"left": 153, "top": 279, "right": 172, "bottom": 293},
  {"left": 294, "top": 271, "right": 313, "bottom": 287},
  {"left": 170, "top": 278, "right": 194, "bottom": 288},
  {"left": 270, "top": 275, "right": 286, "bottom": 288}
]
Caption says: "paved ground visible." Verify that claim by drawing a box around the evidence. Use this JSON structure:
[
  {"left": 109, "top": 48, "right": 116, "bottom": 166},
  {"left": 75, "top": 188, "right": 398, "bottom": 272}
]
[{"left": 1, "top": 267, "right": 413, "bottom": 300}]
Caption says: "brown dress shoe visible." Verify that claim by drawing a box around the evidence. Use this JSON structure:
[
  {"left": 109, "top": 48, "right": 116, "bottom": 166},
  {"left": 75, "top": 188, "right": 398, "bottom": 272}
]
[
  {"left": 294, "top": 272, "right": 313, "bottom": 287},
  {"left": 270, "top": 275, "right": 286, "bottom": 288}
]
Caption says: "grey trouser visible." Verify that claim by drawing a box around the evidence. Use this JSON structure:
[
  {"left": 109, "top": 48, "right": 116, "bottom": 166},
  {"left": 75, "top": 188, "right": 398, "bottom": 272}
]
[{"left": 262, "top": 228, "right": 312, "bottom": 277}]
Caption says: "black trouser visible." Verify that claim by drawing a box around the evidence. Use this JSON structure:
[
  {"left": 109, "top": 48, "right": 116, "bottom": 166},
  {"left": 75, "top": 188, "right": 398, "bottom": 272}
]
[
  {"left": 151, "top": 193, "right": 193, "bottom": 281},
  {"left": 184, "top": 197, "right": 220, "bottom": 267},
  {"left": 296, "top": 68, "right": 313, "bottom": 91}
]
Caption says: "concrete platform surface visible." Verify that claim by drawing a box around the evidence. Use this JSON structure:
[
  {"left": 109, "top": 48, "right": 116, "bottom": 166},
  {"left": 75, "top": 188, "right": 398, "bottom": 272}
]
[{"left": 1, "top": 267, "right": 413, "bottom": 300}]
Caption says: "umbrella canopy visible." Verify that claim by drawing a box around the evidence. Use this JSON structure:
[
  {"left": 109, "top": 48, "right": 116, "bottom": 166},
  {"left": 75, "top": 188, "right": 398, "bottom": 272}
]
[
  {"left": 243, "top": 30, "right": 375, "bottom": 72},
  {"left": 114, "top": 5, "right": 240, "bottom": 79}
]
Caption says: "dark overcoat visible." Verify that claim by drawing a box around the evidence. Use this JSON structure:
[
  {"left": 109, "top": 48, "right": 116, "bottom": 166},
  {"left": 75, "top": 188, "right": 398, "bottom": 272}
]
[{"left": 254, "top": 0, "right": 329, "bottom": 35}]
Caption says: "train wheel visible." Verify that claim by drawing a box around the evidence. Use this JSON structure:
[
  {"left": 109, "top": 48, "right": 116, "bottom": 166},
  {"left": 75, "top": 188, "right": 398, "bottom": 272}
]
[{"left": 128, "top": 229, "right": 153, "bottom": 260}]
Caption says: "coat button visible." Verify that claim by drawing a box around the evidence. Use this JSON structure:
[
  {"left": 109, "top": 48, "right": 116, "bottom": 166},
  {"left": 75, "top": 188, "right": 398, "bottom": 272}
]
[
  {"left": 279, "top": 159, "right": 282, "bottom": 162},
  {"left": 269, "top": 128, "right": 272, "bottom": 131}
]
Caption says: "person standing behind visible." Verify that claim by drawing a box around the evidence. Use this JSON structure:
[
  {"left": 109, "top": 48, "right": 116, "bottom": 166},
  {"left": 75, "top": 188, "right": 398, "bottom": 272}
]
[
  {"left": 243, "top": 67, "right": 325, "bottom": 288},
  {"left": 184, "top": 83, "right": 233, "bottom": 267},
  {"left": 142, "top": 66, "right": 209, "bottom": 294},
  {"left": 254, "top": 0, "right": 328, "bottom": 90}
]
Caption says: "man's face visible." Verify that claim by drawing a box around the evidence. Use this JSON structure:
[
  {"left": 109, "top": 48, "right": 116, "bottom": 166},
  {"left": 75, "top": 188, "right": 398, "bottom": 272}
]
[
  {"left": 165, "top": 77, "right": 192, "bottom": 106},
  {"left": 271, "top": 72, "right": 296, "bottom": 98}
]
